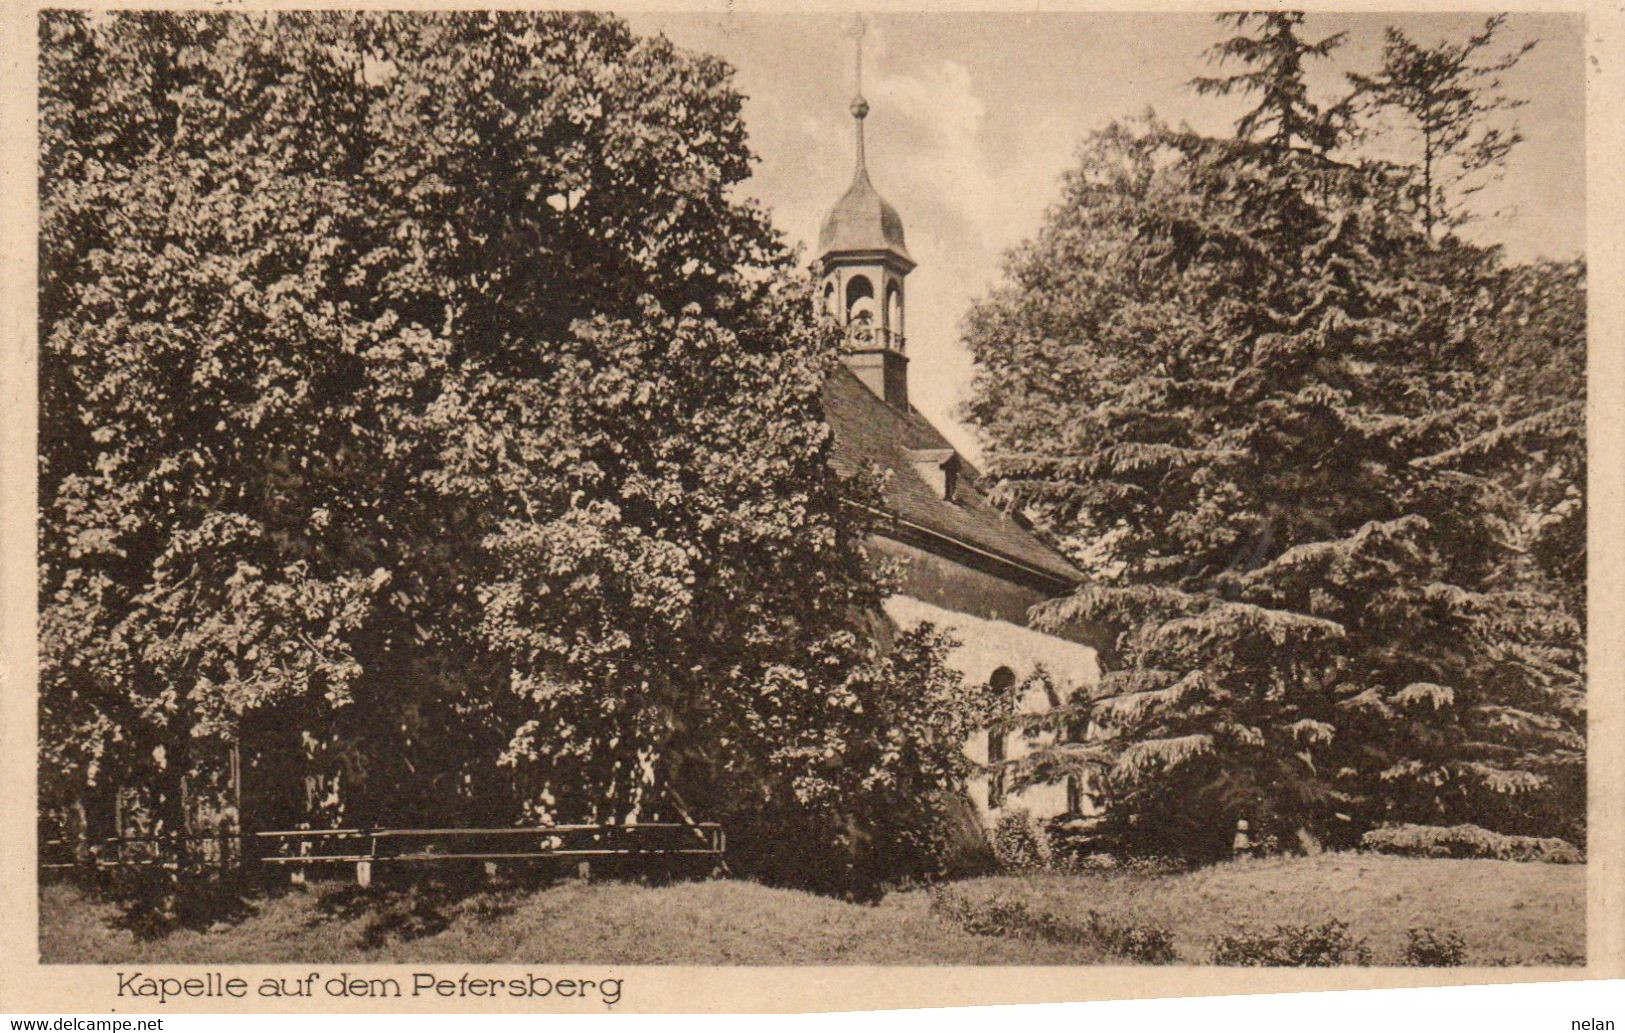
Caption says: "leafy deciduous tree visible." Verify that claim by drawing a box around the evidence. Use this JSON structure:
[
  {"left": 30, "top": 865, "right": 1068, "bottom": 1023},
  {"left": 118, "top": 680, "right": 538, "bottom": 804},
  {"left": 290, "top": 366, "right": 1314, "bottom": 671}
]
[{"left": 39, "top": 9, "right": 983, "bottom": 893}]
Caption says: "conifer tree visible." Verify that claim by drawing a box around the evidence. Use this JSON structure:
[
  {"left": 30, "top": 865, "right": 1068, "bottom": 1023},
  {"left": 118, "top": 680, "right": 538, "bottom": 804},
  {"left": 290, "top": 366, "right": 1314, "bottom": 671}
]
[
  {"left": 1192, "top": 12, "right": 1350, "bottom": 154},
  {"left": 1479, "top": 259, "right": 1585, "bottom": 618},
  {"left": 1349, "top": 15, "right": 1536, "bottom": 237},
  {"left": 965, "top": 14, "right": 1582, "bottom": 857}
]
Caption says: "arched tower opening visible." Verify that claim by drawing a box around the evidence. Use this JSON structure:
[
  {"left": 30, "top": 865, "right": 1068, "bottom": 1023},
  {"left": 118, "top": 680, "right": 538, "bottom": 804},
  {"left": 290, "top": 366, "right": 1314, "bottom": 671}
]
[{"left": 846, "top": 275, "right": 876, "bottom": 337}]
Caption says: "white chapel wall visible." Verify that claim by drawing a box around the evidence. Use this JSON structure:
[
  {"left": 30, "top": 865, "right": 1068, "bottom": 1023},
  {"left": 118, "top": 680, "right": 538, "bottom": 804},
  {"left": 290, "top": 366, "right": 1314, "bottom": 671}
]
[{"left": 882, "top": 594, "right": 1100, "bottom": 829}]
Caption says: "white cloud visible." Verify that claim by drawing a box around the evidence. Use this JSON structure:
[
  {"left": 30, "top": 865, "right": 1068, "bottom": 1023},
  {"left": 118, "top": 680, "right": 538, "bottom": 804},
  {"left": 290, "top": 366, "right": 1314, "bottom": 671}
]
[
  {"left": 873, "top": 60, "right": 996, "bottom": 247},
  {"left": 863, "top": 60, "right": 1074, "bottom": 458}
]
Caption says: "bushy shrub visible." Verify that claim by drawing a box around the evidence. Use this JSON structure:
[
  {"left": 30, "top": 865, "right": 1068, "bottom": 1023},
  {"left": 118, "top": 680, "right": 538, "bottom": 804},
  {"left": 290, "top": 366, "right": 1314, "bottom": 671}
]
[
  {"left": 1209, "top": 920, "right": 1372, "bottom": 966},
  {"left": 311, "top": 873, "right": 528, "bottom": 945},
  {"left": 991, "top": 809, "right": 1052, "bottom": 871},
  {"left": 1038, "top": 843, "right": 1191, "bottom": 876},
  {"left": 461, "top": 892, "right": 521, "bottom": 924},
  {"left": 313, "top": 882, "right": 387, "bottom": 922},
  {"left": 1482, "top": 949, "right": 1584, "bottom": 967},
  {"left": 1119, "top": 854, "right": 1190, "bottom": 876},
  {"left": 1085, "top": 910, "right": 1178, "bottom": 963},
  {"left": 930, "top": 889, "right": 1032, "bottom": 937},
  {"left": 356, "top": 889, "right": 454, "bottom": 948},
  {"left": 1361, "top": 824, "right": 1583, "bottom": 864},
  {"left": 929, "top": 887, "right": 1177, "bottom": 963},
  {"left": 106, "top": 867, "right": 254, "bottom": 940},
  {"left": 1402, "top": 927, "right": 1467, "bottom": 966},
  {"left": 1041, "top": 815, "right": 1106, "bottom": 868}
]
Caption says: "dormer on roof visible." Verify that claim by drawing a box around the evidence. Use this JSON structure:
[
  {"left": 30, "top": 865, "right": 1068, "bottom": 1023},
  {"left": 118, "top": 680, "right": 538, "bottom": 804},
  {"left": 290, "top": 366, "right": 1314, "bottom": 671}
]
[{"left": 906, "top": 447, "right": 961, "bottom": 502}]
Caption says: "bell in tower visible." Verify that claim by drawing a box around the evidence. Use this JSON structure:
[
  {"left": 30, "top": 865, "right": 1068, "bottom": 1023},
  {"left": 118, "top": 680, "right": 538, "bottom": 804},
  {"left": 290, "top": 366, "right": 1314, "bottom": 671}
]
[{"left": 817, "top": 17, "right": 914, "bottom": 410}]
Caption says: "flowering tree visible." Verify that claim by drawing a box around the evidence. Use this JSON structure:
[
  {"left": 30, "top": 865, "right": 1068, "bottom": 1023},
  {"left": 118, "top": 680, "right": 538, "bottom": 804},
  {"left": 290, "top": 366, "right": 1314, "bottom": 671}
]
[{"left": 40, "top": 10, "right": 985, "bottom": 892}]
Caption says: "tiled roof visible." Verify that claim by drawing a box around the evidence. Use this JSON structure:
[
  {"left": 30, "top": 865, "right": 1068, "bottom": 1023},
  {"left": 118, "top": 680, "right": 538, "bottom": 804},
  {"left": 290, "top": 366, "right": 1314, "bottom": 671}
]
[{"left": 823, "top": 365, "right": 1083, "bottom": 587}]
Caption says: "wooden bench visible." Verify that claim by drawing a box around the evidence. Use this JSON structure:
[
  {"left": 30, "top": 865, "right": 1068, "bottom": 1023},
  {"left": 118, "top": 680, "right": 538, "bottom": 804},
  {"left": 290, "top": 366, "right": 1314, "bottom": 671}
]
[{"left": 254, "top": 823, "right": 726, "bottom": 886}]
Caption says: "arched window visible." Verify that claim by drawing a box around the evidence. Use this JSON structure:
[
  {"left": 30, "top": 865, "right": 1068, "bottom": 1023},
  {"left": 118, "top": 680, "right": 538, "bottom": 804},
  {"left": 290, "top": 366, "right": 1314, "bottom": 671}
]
[
  {"left": 822, "top": 282, "right": 837, "bottom": 319},
  {"left": 885, "top": 284, "right": 903, "bottom": 344}
]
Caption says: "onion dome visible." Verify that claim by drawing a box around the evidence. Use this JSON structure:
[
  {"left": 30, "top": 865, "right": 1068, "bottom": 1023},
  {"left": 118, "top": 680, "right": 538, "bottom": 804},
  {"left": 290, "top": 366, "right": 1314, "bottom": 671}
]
[{"left": 817, "top": 95, "right": 911, "bottom": 263}]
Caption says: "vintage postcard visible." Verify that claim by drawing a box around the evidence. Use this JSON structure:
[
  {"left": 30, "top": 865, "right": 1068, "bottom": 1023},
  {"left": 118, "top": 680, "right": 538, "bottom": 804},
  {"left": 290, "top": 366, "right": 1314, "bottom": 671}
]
[{"left": 1, "top": 0, "right": 1621, "bottom": 1014}]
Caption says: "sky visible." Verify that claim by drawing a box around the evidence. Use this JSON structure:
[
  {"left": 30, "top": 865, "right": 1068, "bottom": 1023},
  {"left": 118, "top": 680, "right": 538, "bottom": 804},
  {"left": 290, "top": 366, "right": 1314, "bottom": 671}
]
[{"left": 624, "top": 12, "right": 1586, "bottom": 458}]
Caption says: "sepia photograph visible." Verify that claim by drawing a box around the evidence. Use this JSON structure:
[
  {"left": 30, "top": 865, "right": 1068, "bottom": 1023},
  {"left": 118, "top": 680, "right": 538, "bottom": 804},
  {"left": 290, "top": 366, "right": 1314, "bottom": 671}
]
[{"left": 19, "top": 2, "right": 1603, "bottom": 991}]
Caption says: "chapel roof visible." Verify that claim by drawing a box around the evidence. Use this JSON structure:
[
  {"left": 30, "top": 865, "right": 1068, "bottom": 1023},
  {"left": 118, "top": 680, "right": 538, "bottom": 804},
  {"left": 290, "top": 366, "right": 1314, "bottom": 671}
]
[{"left": 822, "top": 364, "right": 1083, "bottom": 589}]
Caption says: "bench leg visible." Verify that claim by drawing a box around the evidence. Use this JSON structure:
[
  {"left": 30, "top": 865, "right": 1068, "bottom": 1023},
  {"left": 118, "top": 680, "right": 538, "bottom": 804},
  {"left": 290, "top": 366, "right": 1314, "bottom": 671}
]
[
  {"left": 577, "top": 860, "right": 591, "bottom": 881},
  {"left": 356, "top": 860, "right": 372, "bottom": 888}
]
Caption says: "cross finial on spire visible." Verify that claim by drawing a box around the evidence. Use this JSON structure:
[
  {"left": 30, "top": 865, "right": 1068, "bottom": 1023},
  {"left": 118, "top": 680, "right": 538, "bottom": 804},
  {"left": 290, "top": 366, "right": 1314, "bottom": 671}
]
[{"left": 848, "top": 14, "right": 867, "bottom": 101}]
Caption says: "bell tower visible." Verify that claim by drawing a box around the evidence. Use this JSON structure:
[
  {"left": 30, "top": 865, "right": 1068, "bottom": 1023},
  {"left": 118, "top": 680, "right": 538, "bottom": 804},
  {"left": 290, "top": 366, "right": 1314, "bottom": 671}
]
[{"left": 817, "top": 17, "right": 914, "bottom": 410}]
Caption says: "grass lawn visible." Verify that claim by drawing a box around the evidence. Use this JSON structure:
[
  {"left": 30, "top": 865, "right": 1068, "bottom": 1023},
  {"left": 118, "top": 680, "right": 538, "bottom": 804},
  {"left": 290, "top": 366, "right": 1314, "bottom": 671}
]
[
  {"left": 39, "top": 876, "right": 1099, "bottom": 965},
  {"left": 938, "top": 853, "right": 1584, "bottom": 965},
  {"left": 38, "top": 853, "right": 1583, "bottom": 965}
]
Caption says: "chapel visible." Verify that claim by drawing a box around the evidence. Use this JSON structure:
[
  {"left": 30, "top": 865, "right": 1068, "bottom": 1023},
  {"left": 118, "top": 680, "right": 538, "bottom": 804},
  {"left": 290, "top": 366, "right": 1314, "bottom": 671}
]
[{"left": 814, "top": 49, "right": 1103, "bottom": 831}]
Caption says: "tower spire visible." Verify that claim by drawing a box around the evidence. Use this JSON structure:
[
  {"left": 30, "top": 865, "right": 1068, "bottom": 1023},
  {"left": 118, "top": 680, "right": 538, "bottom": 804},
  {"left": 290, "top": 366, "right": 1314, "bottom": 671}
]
[{"left": 849, "top": 14, "right": 869, "bottom": 177}]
